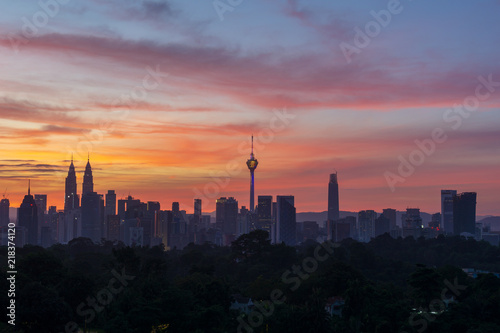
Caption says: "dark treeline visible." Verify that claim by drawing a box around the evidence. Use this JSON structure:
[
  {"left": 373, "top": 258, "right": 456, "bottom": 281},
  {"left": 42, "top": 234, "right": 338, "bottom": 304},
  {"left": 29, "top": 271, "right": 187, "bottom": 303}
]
[{"left": 1, "top": 232, "right": 500, "bottom": 333}]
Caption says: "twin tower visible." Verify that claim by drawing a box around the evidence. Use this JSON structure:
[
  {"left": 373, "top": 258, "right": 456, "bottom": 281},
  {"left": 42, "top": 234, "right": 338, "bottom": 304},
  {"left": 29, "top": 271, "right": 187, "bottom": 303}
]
[{"left": 64, "top": 155, "right": 94, "bottom": 212}]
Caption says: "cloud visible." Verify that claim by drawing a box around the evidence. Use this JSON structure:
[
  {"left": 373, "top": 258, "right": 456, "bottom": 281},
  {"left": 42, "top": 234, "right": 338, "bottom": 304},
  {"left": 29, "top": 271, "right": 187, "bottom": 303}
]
[{"left": 2, "top": 32, "right": 498, "bottom": 112}]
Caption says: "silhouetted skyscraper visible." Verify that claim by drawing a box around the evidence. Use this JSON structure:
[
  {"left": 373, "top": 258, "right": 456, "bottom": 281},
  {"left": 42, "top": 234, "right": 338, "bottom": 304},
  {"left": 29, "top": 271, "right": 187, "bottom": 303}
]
[
  {"left": 375, "top": 214, "right": 390, "bottom": 237},
  {"left": 257, "top": 195, "right": 273, "bottom": 235},
  {"left": 276, "top": 195, "right": 296, "bottom": 246},
  {"left": 402, "top": 208, "right": 423, "bottom": 239},
  {"left": 194, "top": 199, "right": 202, "bottom": 225},
  {"left": 35, "top": 194, "right": 48, "bottom": 232},
  {"left": 0, "top": 198, "right": 9, "bottom": 227},
  {"left": 172, "top": 202, "right": 180, "bottom": 214},
  {"left": 107, "top": 215, "right": 120, "bottom": 241},
  {"left": 216, "top": 197, "right": 238, "bottom": 236},
  {"left": 81, "top": 192, "right": 103, "bottom": 242},
  {"left": 441, "top": 190, "right": 457, "bottom": 234},
  {"left": 382, "top": 208, "right": 397, "bottom": 230},
  {"left": 18, "top": 181, "right": 38, "bottom": 245},
  {"left": 82, "top": 155, "right": 94, "bottom": 196},
  {"left": 34, "top": 194, "right": 47, "bottom": 214},
  {"left": 246, "top": 135, "right": 258, "bottom": 213},
  {"left": 328, "top": 172, "right": 340, "bottom": 222},
  {"left": 64, "top": 156, "right": 79, "bottom": 212},
  {"left": 453, "top": 192, "right": 476, "bottom": 235},
  {"left": 358, "top": 210, "right": 377, "bottom": 243},
  {"left": 105, "top": 190, "right": 117, "bottom": 217}
]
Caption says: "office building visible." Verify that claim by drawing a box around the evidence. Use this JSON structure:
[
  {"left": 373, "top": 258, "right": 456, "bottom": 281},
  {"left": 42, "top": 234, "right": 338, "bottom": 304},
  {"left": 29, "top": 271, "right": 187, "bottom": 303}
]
[
  {"left": 276, "top": 195, "right": 296, "bottom": 246},
  {"left": 375, "top": 214, "right": 391, "bottom": 237},
  {"left": 382, "top": 208, "right": 397, "bottom": 230},
  {"left": 105, "top": 190, "right": 117, "bottom": 217},
  {"left": 257, "top": 195, "right": 273, "bottom": 235},
  {"left": 328, "top": 172, "right": 340, "bottom": 221},
  {"left": 441, "top": 190, "right": 457, "bottom": 234},
  {"left": 65, "top": 156, "right": 80, "bottom": 213},
  {"left": 18, "top": 181, "right": 38, "bottom": 245},
  {"left": 358, "top": 210, "right": 377, "bottom": 242},
  {"left": 81, "top": 192, "right": 103, "bottom": 242},
  {"left": 216, "top": 197, "right": 239, "bottom": 238},
  {"left": 453, "top": 192, "right": 477, "bottom": 235},
  {"left": 107, "top": 215, "right": 120, "bottom": 241},
  {"left": 0, "top": 198, "right": 9, "bottom": 227},
  {"left": 335, "top": 216, "right": 357, "bottom": 241}
]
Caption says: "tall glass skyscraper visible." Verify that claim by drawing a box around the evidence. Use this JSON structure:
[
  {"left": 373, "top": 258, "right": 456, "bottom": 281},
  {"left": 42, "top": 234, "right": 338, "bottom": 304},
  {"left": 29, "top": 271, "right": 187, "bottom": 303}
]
[{"left": 328, "top": 172, "right": 339, "bottom": 221}]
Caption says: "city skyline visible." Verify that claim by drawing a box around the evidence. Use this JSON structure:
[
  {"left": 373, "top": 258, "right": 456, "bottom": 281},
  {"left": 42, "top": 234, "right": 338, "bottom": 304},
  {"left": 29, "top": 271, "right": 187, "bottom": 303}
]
[
  {"left": 1, "top": 1, "right": 500, "bottom": 215},
  {"left": 2, "top": 159, "right": 491, "bottom": 218}
]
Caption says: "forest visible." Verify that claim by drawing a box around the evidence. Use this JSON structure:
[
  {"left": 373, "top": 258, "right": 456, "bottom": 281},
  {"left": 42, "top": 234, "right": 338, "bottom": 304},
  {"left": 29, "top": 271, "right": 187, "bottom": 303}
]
[{"left": 1, "top": 231, "right": 500, "bottom": 333}]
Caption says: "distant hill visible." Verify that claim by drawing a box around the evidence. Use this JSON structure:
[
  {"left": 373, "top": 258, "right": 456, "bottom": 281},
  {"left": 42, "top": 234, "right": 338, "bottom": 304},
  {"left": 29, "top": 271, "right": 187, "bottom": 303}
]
[{"left": 477, "top": 216, "right": 500, "bottom": 231}]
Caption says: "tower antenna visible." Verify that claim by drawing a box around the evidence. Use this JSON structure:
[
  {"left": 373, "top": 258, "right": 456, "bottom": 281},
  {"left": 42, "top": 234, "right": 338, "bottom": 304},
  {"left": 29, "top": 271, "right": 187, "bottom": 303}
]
[
  {"left": 28, "top": 179, "right": 31, "bottom": 196},
  {"left": 251, "top": 134, "right": 254, "bottom": 155}
]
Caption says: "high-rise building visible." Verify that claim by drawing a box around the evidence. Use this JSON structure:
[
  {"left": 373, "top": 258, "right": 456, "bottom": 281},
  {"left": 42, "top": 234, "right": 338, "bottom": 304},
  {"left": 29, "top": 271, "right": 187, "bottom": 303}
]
[
  {"left": 216, "top": 197, "right": 238, "bottom": 237},
  {"left": 158, "top": 210, "right": 172, "bottom": 249},
  {"left": 18, "top": 181, "right": 38, "bottom": 245},
  {"left": 40, "top": 226, "right": 52, "bottom": 248},
  {"left": 81, "top": 192, "right": 103, "bottom": 242},
  {"left": 64, "top": 156, "right": 79, "bottom": 212},
  {"left": 105, "top": 190, "right": 117, "bottom": 217},
  {"left": 257, "top": 195, "right": 273, "bottom": 235},
  {"left": 172, "top": 202, "right": 180, "bottom": 214},
  {"left": 194, "top": 199, "right": 202, "bottom": 224},
  {"left": 82, "top": 155, "right": 94, "bottom": 196},
  {"left": 34, "top": 194, "right": 47, "bottom": 214},
  {"left": 276, "top": 195, "right": 296, "bottom": 246},
  {"left": 328, "top": 172, "right": 340, "bottom": 221},
  {"left": 0, "top": 198, "right": 9, "bottom": 227},
  {"left": 375, "top": 215, "right": 390, "bottom": 237},
  {"left": 382, "top": 208, "right": 397, "bottom": 230},
  {"left": 441, "top": 190, "right": 457, "bottom": 234},
  {"left": 358, "top": 210, "right": 377, "bottom": 242},
  {"left": 453, "top": 192, "right": 477, "bottom": 235},
  {"left": 335, "top": 216, "right": 357, "bottom": 241},
  {"left": 106, "top": 215, "right": 120, "bottom": 242},
  {"left": 246, "top": 135, "right": 258, "bottom": 213},
  {"left": 402, "top": 208, "right": 423, "bottom": 238},
  {"left": 147, "top": 201, "right": 161, "bottom": 215},
  {"left": 237, "top": 206, "right": 249, "bottom": 237},
  {"left": 35, "top": 194, "right": 48, "bottom": 236}
]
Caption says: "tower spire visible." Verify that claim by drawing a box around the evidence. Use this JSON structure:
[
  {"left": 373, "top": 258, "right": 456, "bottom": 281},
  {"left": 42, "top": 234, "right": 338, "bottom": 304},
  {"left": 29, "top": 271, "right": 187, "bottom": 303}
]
[
  {"left": 28, "top": 179, "right": 31, "bottom": 196},
  {"left": 251, "top": 134, "right": 254, "bottom": 155}
]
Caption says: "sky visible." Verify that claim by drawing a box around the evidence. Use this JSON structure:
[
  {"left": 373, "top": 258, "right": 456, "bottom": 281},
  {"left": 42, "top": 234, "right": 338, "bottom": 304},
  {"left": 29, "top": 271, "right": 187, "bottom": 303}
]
[{"left": 1, "top": 0, "right": 500, "bottom": 215}]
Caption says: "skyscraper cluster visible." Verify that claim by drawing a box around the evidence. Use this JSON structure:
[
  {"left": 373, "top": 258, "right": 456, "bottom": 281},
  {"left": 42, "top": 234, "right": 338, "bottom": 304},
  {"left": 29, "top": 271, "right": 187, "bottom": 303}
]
[{"left": 327, "top": 176, "right": 484, "bottom": 244}]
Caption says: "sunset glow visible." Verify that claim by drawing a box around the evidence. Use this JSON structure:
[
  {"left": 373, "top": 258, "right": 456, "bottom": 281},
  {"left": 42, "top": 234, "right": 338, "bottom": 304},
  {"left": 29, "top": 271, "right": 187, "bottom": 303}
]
[{"left": 1, "top": 0, "right": 500, "bottom": 215}]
